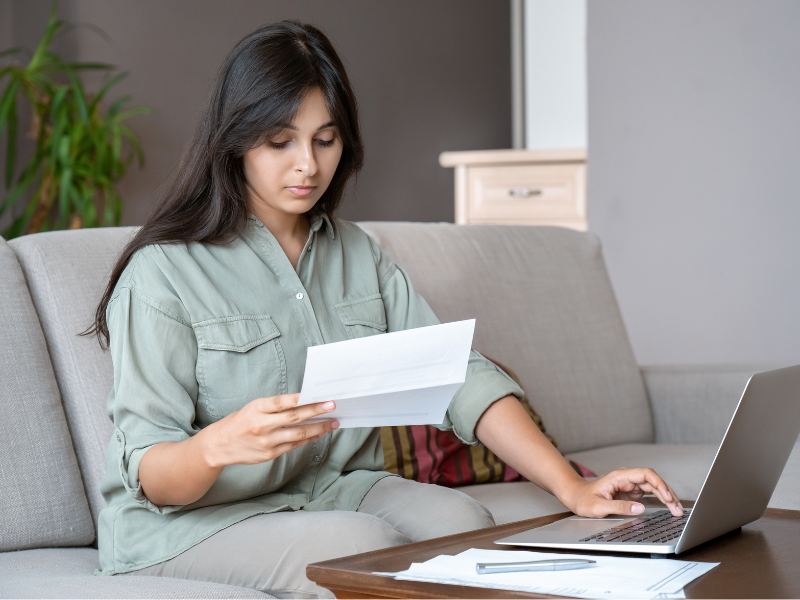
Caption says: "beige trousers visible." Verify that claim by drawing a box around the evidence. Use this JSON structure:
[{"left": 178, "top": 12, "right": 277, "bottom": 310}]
[{"left": 127, "top": 477, "right": 495, "bottom": 599}]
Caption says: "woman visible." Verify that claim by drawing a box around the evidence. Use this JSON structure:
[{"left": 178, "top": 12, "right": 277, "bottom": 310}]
[{"left": 91, "top": 21, "right": 682, "bottom": 597}]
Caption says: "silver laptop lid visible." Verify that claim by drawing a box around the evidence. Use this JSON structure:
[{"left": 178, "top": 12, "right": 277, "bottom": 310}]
[{"left": 675, "top": 364, "right": 800, "bottom": 553}]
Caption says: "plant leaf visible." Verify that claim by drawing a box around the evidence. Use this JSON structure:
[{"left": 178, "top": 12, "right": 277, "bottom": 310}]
[
  {"left": 58, "top": 165, "right": 72, "bottom": 216},
  {"left": 49, "top": 84, "right": 69, "bottom": 120},
  {"left": 118, "top": 124, "right": 145, "bottom": 166},
  {"left": 4, "top": 96, "right": 17, "bottom": 189},
  {"left": 65, "top": 62, "right": 113, "bottom": 71},
  {"left": 106, "top": 94, "right": 131, "bottom": 118},
  {"left": 0, "top": 160, "right": 40, "bottom": 217},
  {"left": 50, "top": 100, "right": 69, "bottom": 166},
  {"left": 28, "top": 8, "right": 65, "bottom": 71},
  {"left": 65, "top": 68, "right": 89, "bottom": 122},
  {"left": 0, "top": 47, "right": 23, "bottom": 59},
  {"left": 4, "top": 210, "right": 31, "bottom": 239},
  {"left": 57, "top": 134, "right": 71, "bottom": 164},
  {"left": 112, "top": 106, "right": 151, "bottom": 123},
  {"left": 0, "top": 76, "right": 20, "bottom": 139},
  {"left": 89, "top": 71, "right": 127, "bottom": 113},
  {"left": 1, "top": 80, "right": 20, "bottom": 188}
]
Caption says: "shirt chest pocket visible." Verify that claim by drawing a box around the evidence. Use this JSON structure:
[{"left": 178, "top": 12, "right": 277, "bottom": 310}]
[
  {"left": 194, "top": 315, "right": 287, "bottom": 421},
  {"left": 335, "top": 293, "right": 387, "bottom": 339}
]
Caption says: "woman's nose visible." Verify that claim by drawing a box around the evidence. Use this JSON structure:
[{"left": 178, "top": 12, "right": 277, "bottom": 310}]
[{"left": 294, "top": 143, "right": 318, "bottom": 177}]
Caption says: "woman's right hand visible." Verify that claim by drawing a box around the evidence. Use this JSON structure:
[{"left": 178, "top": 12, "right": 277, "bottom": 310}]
[
  {"left": 202, "top": 393, "right": 339, "bottom": 468},
  {"left": 140, "top": 393, "right": 337, "bottom": 507}
]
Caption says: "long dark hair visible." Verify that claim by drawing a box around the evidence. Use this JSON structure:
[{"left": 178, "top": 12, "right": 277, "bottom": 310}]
[{"left": 84, "top": 20, "right": 364, "bottom": 349}]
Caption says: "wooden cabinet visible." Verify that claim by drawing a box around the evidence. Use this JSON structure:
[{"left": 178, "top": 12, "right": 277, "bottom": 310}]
[{"left": 439, "top": 148, "right": 587, "bottom": 230}]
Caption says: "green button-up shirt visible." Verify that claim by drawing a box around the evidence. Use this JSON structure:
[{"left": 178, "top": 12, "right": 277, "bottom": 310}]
[{"left": 97, "top": 212, "right": 524, "bottom": 575}]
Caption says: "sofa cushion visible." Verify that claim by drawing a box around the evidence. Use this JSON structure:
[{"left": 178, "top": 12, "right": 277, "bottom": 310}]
[
  {"left": 456, "top": 481, "right": 568, "bottom": 525},
  {"left": 0, "top": 548, "right": 274, "bottom": 598},
  {"left": 565, "top": 442, "right": 800, "bottom": 510},
  {"left": 9, "top": 228, "right": 138, "bottom": 526},
  {"left": 0, "top": 238, "right": 94, "bottom": 551},
  {"left": 357, "top": 222, "right": 653, "bottom": 453}
]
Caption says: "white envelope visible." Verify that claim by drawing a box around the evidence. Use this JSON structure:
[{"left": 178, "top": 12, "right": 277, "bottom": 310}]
[{"left": 298, "top": 319, "right": 476, "bottom": 428}]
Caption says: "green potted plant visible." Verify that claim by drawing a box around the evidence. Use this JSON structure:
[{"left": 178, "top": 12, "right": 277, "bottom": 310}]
[{"left": 0, "top": 8, "right": 149, "bottom": 239}]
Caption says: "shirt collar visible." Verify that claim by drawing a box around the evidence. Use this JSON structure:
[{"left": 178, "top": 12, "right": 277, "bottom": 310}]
[
  {"left": 247, "top": 208, "right": 336, "bottom": 241},
  {"left": 309, "top": 207, "right": 336, "bottom": 240}
]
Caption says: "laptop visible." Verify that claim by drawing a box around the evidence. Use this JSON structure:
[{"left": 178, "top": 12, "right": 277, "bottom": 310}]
[{"left": 495, "top": 364, "right": 800, "bottom": 555}]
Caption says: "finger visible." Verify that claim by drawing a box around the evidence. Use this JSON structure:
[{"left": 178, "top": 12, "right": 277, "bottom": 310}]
[
  {"left": 586, "top": 498, "right": 645, "bottom": 518},
  {"left": 277, "top": 419, "right": 339, "bottom": 444},
  {"left": 613, "top": 468, "right": 669, "bottom": 499},
  {"left": 619, "top": 478, "right": 671, "bottom": 507},
  {"left": 622, "top": 468, "right": 683, "bottom": 516},
  {"left": 274, "top": 401, "right": 337, "bottom": 428},
  {"left": 637, "top": 483, "right": 682, "bottom": 516},
  {"left": 268, "top": 434, "right": 324, "bottom": 459},
  {"left": 667, "top": 484, "right": 684, "bottom": 516},
  {"left": 649, "top": 481, "right": 683, "bottom": 516},
  {"left": 616, "top": 489, "right": 645, "bottom": 501},
  {"left": 256, "top": 393, "right": 301, "bottom": 414}
]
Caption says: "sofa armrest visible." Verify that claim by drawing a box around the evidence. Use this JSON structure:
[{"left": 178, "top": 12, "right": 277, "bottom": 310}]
[{"left": 640, "top": 364, "right": 788, "bottom": 444}]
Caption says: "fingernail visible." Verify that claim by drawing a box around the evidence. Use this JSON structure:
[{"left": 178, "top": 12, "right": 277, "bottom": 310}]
[
  {"left": 323, "top": 401, "right": 335, "bottom": 410},
  {"left": 678, "top": 502, "right": 684, "bottom": 511},
  {"left": 331, "top": 420, "right": 339, "bottom": 429},
  {"left": 631, "top": 503, "right": 644, "bottom": 514}
]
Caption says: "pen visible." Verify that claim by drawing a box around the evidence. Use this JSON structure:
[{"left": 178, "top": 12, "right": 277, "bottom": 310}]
[{"left": 476, "top": 558, "right": 595, "bottom": 574}]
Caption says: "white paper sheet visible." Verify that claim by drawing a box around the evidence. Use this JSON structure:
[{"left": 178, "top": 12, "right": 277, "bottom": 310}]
[
  {"left": 373, "top": 549, "right": 717, "bottom": 600},
  {"left": 298, "top": 319, "right": 475, "bottom": 428}
]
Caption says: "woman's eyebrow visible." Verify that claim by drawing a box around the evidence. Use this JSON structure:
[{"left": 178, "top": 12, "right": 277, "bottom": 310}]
[{"left": 279, "top": 120, "right": 336, "bottom": 132}]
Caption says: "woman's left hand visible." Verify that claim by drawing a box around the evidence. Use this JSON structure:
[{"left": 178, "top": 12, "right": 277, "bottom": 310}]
[{"left": 565, "top": 467, "right": 684, "bottom": 518}]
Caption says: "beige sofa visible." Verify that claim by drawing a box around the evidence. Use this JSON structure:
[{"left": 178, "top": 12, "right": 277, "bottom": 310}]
[{"left": 1, "top": 222, "right": 797, "bottom": 598}]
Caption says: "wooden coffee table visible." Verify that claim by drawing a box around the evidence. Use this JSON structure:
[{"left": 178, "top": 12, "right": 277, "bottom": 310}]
[{"left": 307, "top": 505, "right": 800, "bottom": 598}]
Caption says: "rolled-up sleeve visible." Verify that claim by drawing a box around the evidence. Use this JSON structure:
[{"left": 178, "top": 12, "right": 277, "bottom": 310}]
[
  {"left": 372, "top": 239, "right": 525, "bottom": 445},
  {"left": 107, "top": 285, "right": 199, "bottom": 514}
]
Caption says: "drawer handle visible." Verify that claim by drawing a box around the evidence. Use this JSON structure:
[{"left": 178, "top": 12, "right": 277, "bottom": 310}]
[{"left": 508, "top": 187, "right": 543, "bottom": 198}]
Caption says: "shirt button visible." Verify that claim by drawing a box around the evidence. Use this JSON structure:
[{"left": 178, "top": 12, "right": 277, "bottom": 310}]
[
  {"left": 116, "top": 434, "right": 121, "bottom": 442},
  {"left": 307, "top": 244, "right": 312, "bottom": 251},
  {"left": 314, "top": 455, "right": 320, "bottom": 461},
  {"left": 296, "top": 292, "right": 304, "bottom": 300}
]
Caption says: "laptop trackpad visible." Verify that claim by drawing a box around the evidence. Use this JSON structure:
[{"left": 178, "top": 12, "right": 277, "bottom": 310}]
[{"left": 517, "top": 516, "right": 631, "bottom": 543}]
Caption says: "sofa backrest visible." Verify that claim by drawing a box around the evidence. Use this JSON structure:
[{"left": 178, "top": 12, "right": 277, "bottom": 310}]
[
  {"left": 9, "top": 227, "right": 138, "bottom": 526},
  {"left": 8, "top": 222, "right": 653, "bottom": 531},
  {"left": 0, "top": 237, "right": 94, "bottom": 550},
  {"left": 358, "top": 222, "right": 654, "bottom": 453}
]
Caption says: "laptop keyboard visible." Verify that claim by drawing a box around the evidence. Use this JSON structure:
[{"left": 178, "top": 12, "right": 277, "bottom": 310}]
[{"left": 579, "top": 509, "right": 692, "bottom": 544}]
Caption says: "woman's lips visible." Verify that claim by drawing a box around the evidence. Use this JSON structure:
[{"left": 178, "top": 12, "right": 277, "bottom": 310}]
[{"left": 286, "top": 186, "right": 316, "bottom": 197}]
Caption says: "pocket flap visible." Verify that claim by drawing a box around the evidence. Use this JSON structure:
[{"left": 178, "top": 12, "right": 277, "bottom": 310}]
[
  {"left": 194, "top": 315, "right": 281, "bottom": 352},
  {"left": 335, "top": 294, "right": 387, "bottom": 331}
]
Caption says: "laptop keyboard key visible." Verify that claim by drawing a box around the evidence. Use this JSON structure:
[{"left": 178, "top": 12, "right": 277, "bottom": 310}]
[{"left": 577, "top": 509, "right": 692, "bottom": 545}]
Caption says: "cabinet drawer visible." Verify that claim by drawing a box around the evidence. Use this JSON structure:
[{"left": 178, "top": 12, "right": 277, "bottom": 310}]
[{"left": 467, "top": 163, "right": 586, "bottom": 222}]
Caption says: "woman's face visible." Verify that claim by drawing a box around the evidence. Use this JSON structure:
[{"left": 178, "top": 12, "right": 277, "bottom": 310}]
[{"left": 243, "top": 87, "right": 343, "bottom": 219}]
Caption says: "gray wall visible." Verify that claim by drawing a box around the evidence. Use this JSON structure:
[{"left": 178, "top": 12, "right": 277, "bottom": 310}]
[
  {"left": 588, "top": 0, "right": 800, "bottom": 366},
  {"left": 0, "top": 1, "right": 10, "bottom": 51},
  {"left": 3, "top": 0, "right": 511, "bottom": 226},
  {"left": 9, "top": 1, "right": 799, "bottom": 367}
]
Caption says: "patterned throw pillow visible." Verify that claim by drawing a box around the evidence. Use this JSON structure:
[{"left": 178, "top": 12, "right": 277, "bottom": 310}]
[{"left": 380, "top": 357, "right": 596, "bottom": 486}]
